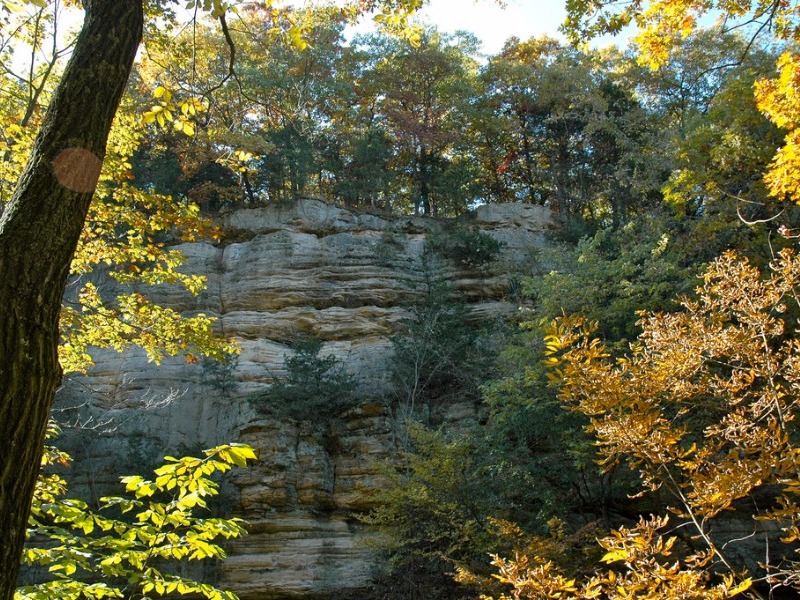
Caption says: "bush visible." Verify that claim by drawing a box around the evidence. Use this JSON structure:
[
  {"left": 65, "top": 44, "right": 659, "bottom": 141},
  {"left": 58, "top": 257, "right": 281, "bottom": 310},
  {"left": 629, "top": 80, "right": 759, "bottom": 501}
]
[
  {"left": 426, "top": 226, "right": 503, "bottom": 269},
  {"left": 527, "top": 214, "right": 700, "bottom": 346},
  {"left": 201, "top": 352, "right": 239, "bottom": 399},
  {"left": 250, "top": 338, "right": 356, "bottom": 420}
]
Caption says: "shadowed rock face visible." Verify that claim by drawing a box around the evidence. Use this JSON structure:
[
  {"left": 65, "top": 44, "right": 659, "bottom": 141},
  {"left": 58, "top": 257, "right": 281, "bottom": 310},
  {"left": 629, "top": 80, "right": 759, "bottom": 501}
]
[{"left": 55, "top": 199, "right": 554, "bottom": 599}]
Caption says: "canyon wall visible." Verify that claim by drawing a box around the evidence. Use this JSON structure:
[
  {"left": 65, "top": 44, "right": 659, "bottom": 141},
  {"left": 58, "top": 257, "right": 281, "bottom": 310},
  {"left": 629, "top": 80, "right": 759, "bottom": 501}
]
[{"left": 55, "top": 199, "right": 554, "bottom": 599}]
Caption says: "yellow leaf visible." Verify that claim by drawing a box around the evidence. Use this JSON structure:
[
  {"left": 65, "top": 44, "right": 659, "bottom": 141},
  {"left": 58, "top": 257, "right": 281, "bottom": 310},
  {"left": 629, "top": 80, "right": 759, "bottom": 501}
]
[
  {"left": 601, "top": 549, "right": 627, "bottom": 563},
  {"left": 729, "top": 578, "right": 752, "bottom": 596}
]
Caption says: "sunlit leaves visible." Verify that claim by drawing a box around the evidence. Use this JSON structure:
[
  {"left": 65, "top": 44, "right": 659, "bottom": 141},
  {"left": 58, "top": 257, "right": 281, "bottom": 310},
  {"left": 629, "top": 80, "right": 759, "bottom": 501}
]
[
  {"left": 657, "top": 34, "right": 781, "bottom": 222},
  {"left": 51, "top": 107, "right": 233, "bottom": 375},
  {"left": 217, "top": 148, "right": 261, "bottom": 174},
  {"left": 491, "top": 249, "right": 800, "bottom": 598},
  {"left": 488, "top": 506, "right": 754, "bottom": 599},
  {"left": 2, "top": 0, "right": 45, "bottom": 12},
  {"left": 563, "top": 0, "right": 800, "bottom": 215},
  {"left": 632, "top": 0, "right": 706, "bottom": 70},
  {"left": 564, "top": 0, "right": 800, "bottom": 68},
  {"left": 1, "top": 46, "right": 232, "bottom": 376},
  {"left": 18, "top": 442, "right": 255, "bottom": 600},
  {"left": 59, "top": 284, "right": 236, "bottom": 374},
  {"left": 142, "top": 86, "right": 206, "bottom": 136},
  {"left": 372, "top": 6, "right": 423, "bottom": 47},
  {"left": 755, "top": 52, "right": 800, "bottom": 204},
  {"left": 545, "top": 250, "right": 800, "bottom": 520},
  {"left": 184, "top": 0, "right": 229, "bottom": 18},
  {"left": 563, "top": 0, "right": 641, "bottom": 46}
]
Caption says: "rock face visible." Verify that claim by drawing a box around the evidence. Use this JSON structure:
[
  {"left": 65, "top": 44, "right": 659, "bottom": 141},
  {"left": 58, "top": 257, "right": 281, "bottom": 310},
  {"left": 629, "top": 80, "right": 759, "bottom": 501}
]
[{"left": 55, "top": 199, "right": 554, "bottom": 599}]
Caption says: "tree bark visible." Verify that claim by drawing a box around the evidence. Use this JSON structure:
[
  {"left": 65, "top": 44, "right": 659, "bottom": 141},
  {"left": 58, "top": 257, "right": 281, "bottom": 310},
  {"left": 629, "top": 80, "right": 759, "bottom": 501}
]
[{"left": 0, "top": 0, "right": 143, "bottom": 595}]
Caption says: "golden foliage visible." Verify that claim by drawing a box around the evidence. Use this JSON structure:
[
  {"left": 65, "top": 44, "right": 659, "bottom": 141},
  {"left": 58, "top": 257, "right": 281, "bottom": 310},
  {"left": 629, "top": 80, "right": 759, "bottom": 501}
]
[
  {"left": 55, "top": 109, "right": 235, "bottom": 374},
  {"left": 486, "top": 516, "right": 750, "bottom": 600},
  {"left": 1, "top": 57, "right": 234, "bottom": 374},
  {"left": 756, "top": 52, "right": 800, "bottom": 204},
  {"left": 489, "top": 249, "right": 800, "bottom": 598},
  {"left": 566, "top": 1, "right": 800, "bottom": 70}
]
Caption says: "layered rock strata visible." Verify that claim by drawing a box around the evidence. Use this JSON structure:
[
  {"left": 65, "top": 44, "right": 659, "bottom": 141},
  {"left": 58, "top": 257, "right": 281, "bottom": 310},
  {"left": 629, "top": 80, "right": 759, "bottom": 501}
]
[{"left": 55, "top": 199, "right": 554, "bottom": 599}]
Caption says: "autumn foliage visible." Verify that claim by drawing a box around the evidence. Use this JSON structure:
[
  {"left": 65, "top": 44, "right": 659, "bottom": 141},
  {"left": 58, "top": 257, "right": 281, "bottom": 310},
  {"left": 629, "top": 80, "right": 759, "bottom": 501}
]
[
  {"left": 484, "top": 248, "right": 800, "bottom": 599},
  {"left": 471, "top": 3, "right": 800, "bottom": 598}
]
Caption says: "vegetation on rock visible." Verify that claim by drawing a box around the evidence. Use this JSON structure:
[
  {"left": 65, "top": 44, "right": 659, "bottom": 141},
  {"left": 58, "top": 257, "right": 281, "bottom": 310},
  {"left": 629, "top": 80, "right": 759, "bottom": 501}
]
[{"left": 250, "top": 338, "right": 357, "bottom": 420}]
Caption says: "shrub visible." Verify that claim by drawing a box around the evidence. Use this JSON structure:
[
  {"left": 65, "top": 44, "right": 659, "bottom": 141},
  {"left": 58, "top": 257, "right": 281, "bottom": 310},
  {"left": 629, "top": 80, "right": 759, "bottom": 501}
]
[
  {"left": 426, "top": 226, "right": 503, "bottom": 269},
  {"left": 201, "top": 352, "right": 239, "bottom": 399},
  {"left": 250, "top": 338, "right": 356, "bottom": 420}
]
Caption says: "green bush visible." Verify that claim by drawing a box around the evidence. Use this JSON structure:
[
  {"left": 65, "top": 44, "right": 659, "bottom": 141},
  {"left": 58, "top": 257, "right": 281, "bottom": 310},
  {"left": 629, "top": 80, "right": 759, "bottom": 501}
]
[
  {"left": 426, "top": 226, "right": 503, "bottom": 269},
  {"left": 250, "top": 338, "right": 356, "bottom": 420}
]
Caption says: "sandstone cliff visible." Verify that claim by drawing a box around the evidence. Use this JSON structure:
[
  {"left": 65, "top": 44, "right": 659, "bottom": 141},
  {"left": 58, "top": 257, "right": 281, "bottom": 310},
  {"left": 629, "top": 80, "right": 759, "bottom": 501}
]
[{"left": 55, "top": 199, "right": 554, "bottom": 599}]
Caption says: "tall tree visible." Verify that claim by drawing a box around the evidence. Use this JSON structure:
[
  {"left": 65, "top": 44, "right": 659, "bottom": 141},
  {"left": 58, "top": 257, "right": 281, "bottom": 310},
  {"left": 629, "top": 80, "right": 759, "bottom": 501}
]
[
  {"left": 655, "top": 33, "right": 786, "bottom": 235},
  {"left": 565, "top": 0, "right": 800, "bottom": 214},
  {"left": 358, "top": 30, "right": 480, "bottom": 215},
  {"left": 0, "top": 0, "right": 143, "bottom": 592},
  {"left": 475, "top": 38, "right": 658, "bottom": 225}
]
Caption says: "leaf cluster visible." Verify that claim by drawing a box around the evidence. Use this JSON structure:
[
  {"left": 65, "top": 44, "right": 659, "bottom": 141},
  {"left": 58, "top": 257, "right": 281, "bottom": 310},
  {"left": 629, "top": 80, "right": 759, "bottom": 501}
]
[
  {"left": 20, "top": 434, "right": 256, "bottom": 600},
  {"left": 489, "top": 248, "right": 800, "bottom": 599},
  {"left": 486, "top": 515, "right": 751, "bottom": 600},
  {"left": 528, "top": 213, "right": 700, "bottom": 347}
]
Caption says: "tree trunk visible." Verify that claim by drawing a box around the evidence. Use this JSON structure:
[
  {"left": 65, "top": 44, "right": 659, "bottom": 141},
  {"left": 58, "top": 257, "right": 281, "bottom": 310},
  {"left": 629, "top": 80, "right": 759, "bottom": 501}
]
[
  {"left": 417, "top": 147, "right": 432, "bottom": 216},
  {"left": 0, "top": 0, "right": 143, "bottom": 595}
]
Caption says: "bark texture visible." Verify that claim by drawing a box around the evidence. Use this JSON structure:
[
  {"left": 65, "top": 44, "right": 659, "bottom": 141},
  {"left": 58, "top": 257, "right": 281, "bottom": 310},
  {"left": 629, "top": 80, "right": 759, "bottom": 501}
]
[{"left": 0, "top": 0, "right": 143, "bottom": 595}]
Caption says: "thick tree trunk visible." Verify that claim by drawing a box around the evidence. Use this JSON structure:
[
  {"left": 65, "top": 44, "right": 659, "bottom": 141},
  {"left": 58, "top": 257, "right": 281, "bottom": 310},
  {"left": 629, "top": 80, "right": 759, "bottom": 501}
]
[{"left": 0, "top": 0, "right": 142, "bottom": 595}]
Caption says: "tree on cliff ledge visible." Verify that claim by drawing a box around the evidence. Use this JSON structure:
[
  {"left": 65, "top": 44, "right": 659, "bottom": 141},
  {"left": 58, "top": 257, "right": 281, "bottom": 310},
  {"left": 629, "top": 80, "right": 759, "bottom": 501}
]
[{"left": 0, "top": 1, "right": 422, "bottom": 596}]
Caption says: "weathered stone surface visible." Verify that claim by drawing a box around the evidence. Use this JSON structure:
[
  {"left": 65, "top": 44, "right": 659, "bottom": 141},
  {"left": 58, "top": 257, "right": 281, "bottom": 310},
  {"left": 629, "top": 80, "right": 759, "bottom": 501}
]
[
  {"left": 474, "top": 202, "right": 555, "bottom": 267},
  {"left": 55, "top": 198, "right": 554, "bottom": 599},
  {"left": 220, "top": 515, "right": 381, "bottom": 599}
]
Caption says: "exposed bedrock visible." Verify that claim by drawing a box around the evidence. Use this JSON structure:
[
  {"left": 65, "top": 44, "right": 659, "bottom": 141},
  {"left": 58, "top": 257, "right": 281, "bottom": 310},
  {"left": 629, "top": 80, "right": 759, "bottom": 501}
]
[{"left": 55, "top": 199, "right": 554, "bottom": 598}]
